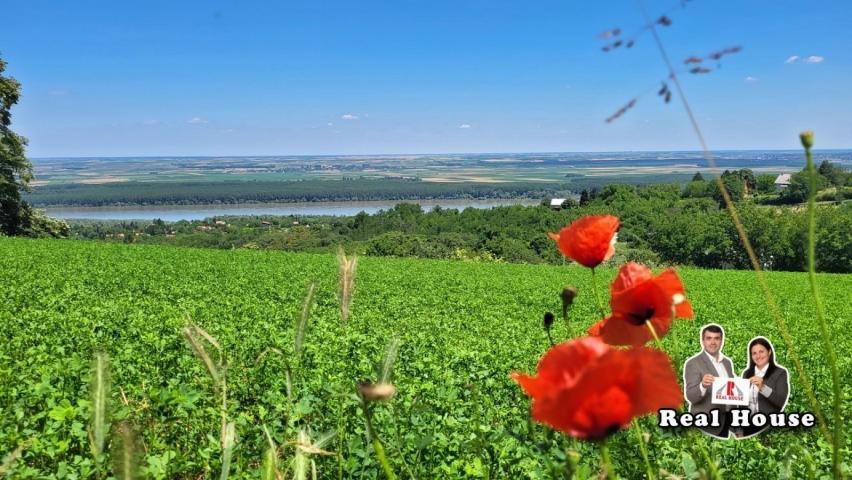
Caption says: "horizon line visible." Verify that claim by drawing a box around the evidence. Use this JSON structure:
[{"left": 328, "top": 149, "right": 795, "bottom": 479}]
[{"left": 30, "top": 147, "right": 852, "bottom": 160}]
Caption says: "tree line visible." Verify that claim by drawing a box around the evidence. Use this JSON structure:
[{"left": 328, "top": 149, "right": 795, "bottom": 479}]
[{"left": 71, "top": 182, "right": 851, "bottom": 273}]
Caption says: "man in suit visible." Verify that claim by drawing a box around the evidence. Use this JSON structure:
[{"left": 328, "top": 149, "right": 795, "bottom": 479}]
[{"left": 683, "top": 324, "right": 735, "bottom": 438}]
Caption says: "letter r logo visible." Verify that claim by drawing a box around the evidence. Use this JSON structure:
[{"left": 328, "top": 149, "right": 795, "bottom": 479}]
[{"left": 726, "top": 381, "right": 735, "bottom": 396}]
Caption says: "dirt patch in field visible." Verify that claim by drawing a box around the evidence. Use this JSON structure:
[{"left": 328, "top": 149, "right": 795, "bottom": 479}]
[
  {"left": 77, "top": 176, "right": 129, "bottom": 184},
  {"left": 422, "top": 176, "right": 507, "bottom": 183}
]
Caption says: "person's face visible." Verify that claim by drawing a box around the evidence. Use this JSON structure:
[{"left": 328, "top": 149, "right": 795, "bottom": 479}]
[
  {"left": 751, "top": 344, "right": 770, "bottom": 369},
  {"left": 702, "top": 331, "right": 722, "bottom": 356}
]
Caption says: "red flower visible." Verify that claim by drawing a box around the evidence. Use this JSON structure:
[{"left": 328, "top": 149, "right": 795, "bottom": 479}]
[
  {"left": 511, "top": 337, "right": 682, "bottom": 440},
  {"left": 548, "top": 215, "right": 620, "bottom": 268},
  {"left": 588, "top": 262, "right": 693, "bottom": 346}
]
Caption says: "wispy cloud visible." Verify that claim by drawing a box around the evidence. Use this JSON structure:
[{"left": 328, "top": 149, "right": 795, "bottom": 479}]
[
  {"left": 785, "top": 55, "right": 824, "bottom": 64},
  {"left": 744, "top": 76, "right": 759, "bottom": 83},
  {"left": 341, "top": 113, "right": 359, "bottom": 120},
  {"left": 187, "top": 116, "right": 208, "bottom": 124},
  {"left": 327, "top": 122, "right": 334, "bottom": 126},
  {"left": 459, "top": 124, "right": 472, "bottom": 129}
]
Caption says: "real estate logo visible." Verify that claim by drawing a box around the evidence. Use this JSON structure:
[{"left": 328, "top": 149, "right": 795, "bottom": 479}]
[{"left": 712, "top": 378, "right": 749, "bottom": 406}]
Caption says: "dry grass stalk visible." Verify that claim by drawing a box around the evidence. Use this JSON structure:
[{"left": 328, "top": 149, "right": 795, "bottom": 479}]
[
  {"left": 379, "top": 337, "right": 401, "bottom": 385},
  {"left": 295, "top": 282, "right": 317, "bottom": 357},
  {"left": 635, "top": 0, "right": 830, "bottom": 445},
  {"left": 182, "top": 326, "right": 220, "bottom": 384},
  {"left": 219, "top": 422, "right": 236, "bottom": 480},
  {"left": 0, "top": 442, "right": 28, "bottom": 476},
  {"left": 337, "top": 247, "right": 358, "bottom": 324},
  {"left": 90, "top": 352, "right": 110, "bottom": 457},
  {"left": 111, "top": 422, "right": 140, "bottom": 480},
  {"left": 260, "top": 426, "right": 281, "bottom": 480}
]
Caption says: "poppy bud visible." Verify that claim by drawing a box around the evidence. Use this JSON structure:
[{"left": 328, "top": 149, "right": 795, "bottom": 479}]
[
  {"left": 800, "top": 131, "right": 814, "bottom": 150},
  {"left": 358, "top": 382, "right": 396, "bottom": 402},
  {"left": 543, "top": 311, "right": 555, "bottom": 330},
  {"left": 561, "top": 286, "right": 578, "bottom": 321}
]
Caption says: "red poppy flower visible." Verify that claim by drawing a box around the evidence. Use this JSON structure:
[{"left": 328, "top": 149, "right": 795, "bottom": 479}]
[
  {"left": 548, "top": 215, "right": 620, "bottom": 268},
  {"left": 588, "top": 262, "right": 693, "bottom": 346},
  {"left": 511, "top": 337, "right": 682, "bottom": 440}
]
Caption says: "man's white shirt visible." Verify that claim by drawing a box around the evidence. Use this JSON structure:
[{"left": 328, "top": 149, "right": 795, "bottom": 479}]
[{"left": 699, "top": 351, "right": 730, "bottom": 397}]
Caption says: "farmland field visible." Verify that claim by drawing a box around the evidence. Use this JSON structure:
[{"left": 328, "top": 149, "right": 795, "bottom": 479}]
[{"left": 1, "top": 237, "right": 850, "bottom": 478}]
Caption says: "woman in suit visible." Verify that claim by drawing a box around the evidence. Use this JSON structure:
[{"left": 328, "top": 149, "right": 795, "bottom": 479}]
[{"left": 739, "top": 336, "right": 790, "bottom": 438}]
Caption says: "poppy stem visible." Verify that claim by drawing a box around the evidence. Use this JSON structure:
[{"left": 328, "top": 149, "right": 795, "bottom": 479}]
[
  {"left": 589, "top": 268, "right": 606, "bottom": 318},
  {"left": 802, "top": 134, "right": 842, "bottom": 479},
  {"left": 632, "top": 420, "right": 655, "bottom": 480},
  {"left": 598, "top": 441, "right": 617, "bottom": 480},
  {"left": 546, "top": 329, "right": 555, "bottom": 348}
]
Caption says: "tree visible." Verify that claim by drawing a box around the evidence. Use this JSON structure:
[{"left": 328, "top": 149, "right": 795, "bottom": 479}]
[
  {"left": 736, "top": 169, "right": 756, "bottom": 195},
  {"left": 782, "top": 169, "right": 829, "bottom": 203},
  {"left": 0, "top": 56, "right": 33, "bottom": 235},
  {"left": 691, "top": 172, "right": 705, "bottom": 182},
  {"left": 709, "top": 174, "right": 744, "bottom": 205},
  {"left": 755, "top": 174, "right": 777, "bottom": 194},
  {"left": 817, "top": 160, "right": 849, "bottom": 187}
]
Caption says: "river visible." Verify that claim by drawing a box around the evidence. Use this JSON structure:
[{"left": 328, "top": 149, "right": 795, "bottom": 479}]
[{"left": 45, "top": 199, "right": 542, "bottom": 221}]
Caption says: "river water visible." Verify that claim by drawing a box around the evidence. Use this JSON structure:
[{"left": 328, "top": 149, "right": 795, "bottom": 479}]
[{"left": 45, "top": 199, "right": 541, "bottom": 221}]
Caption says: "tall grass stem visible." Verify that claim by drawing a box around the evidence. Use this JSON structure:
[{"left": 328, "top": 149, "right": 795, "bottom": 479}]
[
  {"left": 802, "top": 134, "right": 843, "bottom": 479},
  {"left": 634, "top": 0, "right": 830, "bottom": 444}
]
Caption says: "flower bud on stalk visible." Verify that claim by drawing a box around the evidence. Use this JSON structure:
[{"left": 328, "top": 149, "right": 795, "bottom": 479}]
[
  {"left": 358, "top": 382, "right": 396, "bottom": 402},
  {"left": 561, "top": 286, "right": 578, "bottom": 322},
  {"left": 800, "top": 131, "right": 814, "bottom": 150}
]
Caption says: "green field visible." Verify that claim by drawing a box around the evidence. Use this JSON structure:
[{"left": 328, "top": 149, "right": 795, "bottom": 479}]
[{"left": 1, "top": 237, "right": 849, "bottom": 478}]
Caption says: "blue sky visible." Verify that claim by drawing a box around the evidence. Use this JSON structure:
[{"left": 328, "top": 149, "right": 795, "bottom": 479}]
[{"left": 1, "top": 0, "right": 850, "bottom": 156}]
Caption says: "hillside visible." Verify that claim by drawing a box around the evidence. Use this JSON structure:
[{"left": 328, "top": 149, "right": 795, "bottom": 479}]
[{"left": 1, "top": 237, "right": 849, "bottom": 478}]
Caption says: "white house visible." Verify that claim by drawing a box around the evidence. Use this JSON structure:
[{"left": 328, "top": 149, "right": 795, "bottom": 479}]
[
  {"left": 549, "top": 198, "right": 566, "bottom": 210},
  {"left": 774, "top": 174, "right": 792, "bottom": 189}
]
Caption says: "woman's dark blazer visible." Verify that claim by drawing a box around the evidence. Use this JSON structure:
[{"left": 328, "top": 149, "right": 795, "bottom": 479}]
[{"left": 742, "top": 366, "right": 789, "bottom": 436}]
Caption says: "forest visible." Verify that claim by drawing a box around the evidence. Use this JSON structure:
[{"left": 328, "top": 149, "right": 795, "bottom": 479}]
[{"left": 70, "top": 171, "right": 851, "bottom": 273}]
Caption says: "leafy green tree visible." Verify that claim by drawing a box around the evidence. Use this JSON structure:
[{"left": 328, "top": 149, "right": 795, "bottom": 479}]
[
  {"left": 682, "top": 180, "right": 709, "bottom": 198},
  {"left": 783, "top": 170, "right": 829, "bottom": 203},
  {"left": 691, "top": 172, "right": 705, "bottom": 182},
  {"left": 756, "top": 174, "right": 777, "bottom": 194},
  {"left": 709, "top": 174, "right": 744, "bottom": 205},
  {"left": 0, "top": 57, "right": 33, "bottom": 235},
  {"left": 817, "top": 160, "right": 849, "bottom": 187},
  {"left": 736, "top": 169, "right": 756, "bottom": 195}
]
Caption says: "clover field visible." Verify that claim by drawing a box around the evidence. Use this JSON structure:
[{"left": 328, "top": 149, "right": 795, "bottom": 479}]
[{"left": 0, "top": 237, "right": 850, "bottom": 478}]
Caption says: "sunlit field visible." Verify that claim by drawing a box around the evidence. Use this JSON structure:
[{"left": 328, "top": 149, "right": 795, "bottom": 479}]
[{"left": 1, "top": 237, "right": 848, "bottom": 478}]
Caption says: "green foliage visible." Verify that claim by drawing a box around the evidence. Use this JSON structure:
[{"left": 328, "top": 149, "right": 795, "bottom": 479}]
[
  {"left": 783, "top": 170, "right": 830, "bottom": 203},
  {"left": 756, "top": 174, "right": 777, "bottom": 194},
  {"left": 0, "top": 56, "right": 33, "bottom": 235},
  {"left": 817, "top": 160, "right": 850, "bottom": 187},
  {"left": 0, "top": 237, "right": 848, "bottom": 478},
  {"left": 709, "top": 173, "right": 745, "bottom": 205},
  {"left": 68, "top": 188, "right": 852, "bottom": 273},
  {"left": 682, "top": 180, "right": 708, "bottom": 198}
]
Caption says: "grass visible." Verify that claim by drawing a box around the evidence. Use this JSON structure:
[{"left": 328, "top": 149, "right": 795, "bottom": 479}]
[{"left": 0, "top": 237, "right": 849, "bottom": 478}]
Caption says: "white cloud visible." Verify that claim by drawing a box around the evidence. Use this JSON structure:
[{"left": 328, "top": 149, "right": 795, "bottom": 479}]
[
  {"left": 341, "top": 114, "right": 359, "bottom": 120},
  {"left": 327, "top": 122, "right": 334, "bottom": 126},
  {"left": 784, "top": 55, "right": 800, "bottom": 64},
  {"left": 803, "top": 55, "right": 824, "bottom": 64},
  {"left": 459, "top": 124, "right": 472, "bottom": 129},
  {"left": 187, "top": 116, "right": 208, "bottom": 124},
  {"left": 745, "top": 76, "right": 759, "bottom": 83}
]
